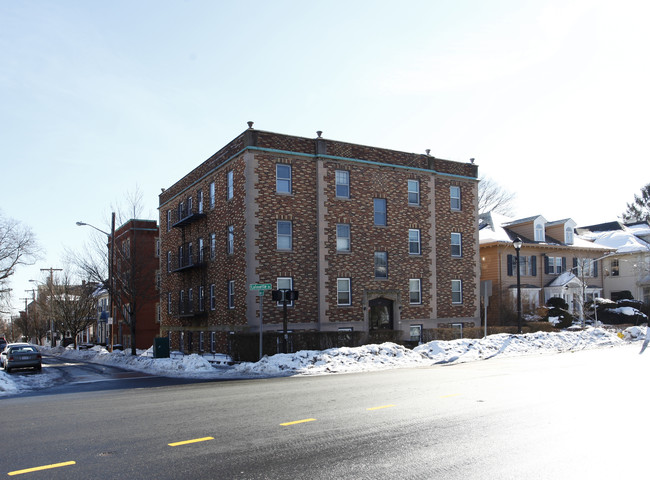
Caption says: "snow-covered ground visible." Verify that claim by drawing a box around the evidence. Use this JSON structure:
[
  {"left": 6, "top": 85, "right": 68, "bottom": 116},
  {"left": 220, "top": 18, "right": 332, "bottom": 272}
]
[{"left": 1, "top": 326, "right": 647, "bottom": 397}]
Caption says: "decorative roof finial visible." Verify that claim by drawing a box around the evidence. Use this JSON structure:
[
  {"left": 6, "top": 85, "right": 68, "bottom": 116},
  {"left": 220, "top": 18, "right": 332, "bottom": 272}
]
[
  {"left": 316, "top": 131, "right": 323, "bottom": 138},
  {"left": 425, "top": 149, "right": 431, "bottom": 156},
  {"left": 247, "top": 121, "right": 254, "bottom": 129}
]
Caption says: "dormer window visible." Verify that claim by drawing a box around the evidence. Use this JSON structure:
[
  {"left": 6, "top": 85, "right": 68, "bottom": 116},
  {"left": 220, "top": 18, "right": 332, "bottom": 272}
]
[
  {"left": 534, "top": 223, "right": 545, "bottom": 242},
  {"left": 565, "top": 227, "right": 574, "bottom": 244}
]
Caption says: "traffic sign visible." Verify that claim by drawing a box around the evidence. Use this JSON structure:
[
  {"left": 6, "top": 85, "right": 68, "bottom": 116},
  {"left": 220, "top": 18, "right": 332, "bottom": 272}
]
[{"left": 249, "top": 283, "right": 272, "bottom": 291}]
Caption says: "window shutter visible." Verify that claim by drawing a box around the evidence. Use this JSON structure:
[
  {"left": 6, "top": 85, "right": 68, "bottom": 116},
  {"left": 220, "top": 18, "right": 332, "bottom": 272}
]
[
  {"left": 593, "top": 260, "right": 598, "bottom": 277},
  {"left": 544, "top": 255, "right": 549, "bottom": 274},
  {"left": 562, "top": 257, "right": 567, "bottom": 273},
  {"left": 573, "top": 258, "right": 578, "bottom": 270},
  {"left": 507, "top": 255, "right": 513, "bottom": 276},
  {"left": 531, "top": 256, "right": 537, "bottom": 276}
]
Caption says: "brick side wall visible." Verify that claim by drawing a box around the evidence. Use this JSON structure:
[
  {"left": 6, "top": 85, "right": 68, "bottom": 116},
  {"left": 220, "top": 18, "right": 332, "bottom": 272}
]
[{"left": 434, "top": 177, "right": 479, "bottom": 318}]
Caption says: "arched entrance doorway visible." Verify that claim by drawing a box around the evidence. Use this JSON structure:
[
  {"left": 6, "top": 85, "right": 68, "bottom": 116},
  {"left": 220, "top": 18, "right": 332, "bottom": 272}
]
[{"left": 369, "top": 297, "right": 394, "bottom": 330}]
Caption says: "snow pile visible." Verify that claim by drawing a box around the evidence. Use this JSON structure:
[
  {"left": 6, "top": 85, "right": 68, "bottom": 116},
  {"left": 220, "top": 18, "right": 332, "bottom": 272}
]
[{"left": 1, "top": 327, "right": 647, "bottom": 396}]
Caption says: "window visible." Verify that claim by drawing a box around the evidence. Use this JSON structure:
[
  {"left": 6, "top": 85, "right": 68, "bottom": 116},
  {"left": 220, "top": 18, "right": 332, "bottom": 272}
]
[
  {"left": 565, "top": 226, "right": 574, "bottom": 244},
  {"left": 198, "top": 237, "right": 204, "bottom": 263},
  {"left": 199, "top": 331, "right": 205, "bottom": 353},
  {"left": 228, "top": 280, "right": 235, "bottom": 309},
  {"left": 179, "top": 290, "right": 185, "bottom": 313},
  {"left": 227, "top": 225, "right": 234, "bottom": 254},
  {"left": 409, "top": 279, "right": 422, "bottom": 304},
  {"left": 451, "top": 280, "right": 463, "bottom": 304},
  {"left": 166, "top": 209, "right": 172, "bottom": 231},
  {"left": 335, "top": 170, "right": 350, "bottom": 198},
  {"left": 210, "top": 233, "right": 216, "bottom": 259},
  {"left": 336, "top": 223, "right": 350, "bottom": 252},
  {"left": 209, "top": 181, "right": 215, "bottom": 209},
  {"left": 227, "top": 170, "right": 234, "bottom": 200},
  {"left": 277, "top": 277, "right": 293, "bottom": 307},
  {"left": 199, "top": 286, "right": 205, "bottom": 312},
  {"left": 187, "top": 196, "right": 193, "bottom": 216},
  {"left": 451, "top": 233, "right": 462, "bottom": 257},
  {"left": 535, "top": 223, "right": 545, "bottom": 242},
  {"left": 277, "top": 221, "right": 292, "bottom": 250},
  {"left": 276, "top": 164, "right": 292, "bottom": 194},
  {"left": 374, "top": 198, "right": 387, "bottom": 226},
  {"left": 210, "top": 284, "right": 216, "bottom": 310},
  {"left": 409, "top": 229, "right": 421, "bottom": 255},
  {"left": 337, "top": 278, "right": 351, "bottom": 305},
  {"left": 197, "top": 189, "right": 203, "bottom": 214},
  {"left": 167, "top": 251, "right": 172, "bottom": 272},
  {"left": 450, "top": 186, "right": 461, "bottom": 211},
  {"left": 167, "top": 292, "right": 172, "bottom": 314},
  {"left": 210, "top": 332, "right": 216, "bottom": 353},
  {"left": 155, "top": 238, "right": 160, "bottom": 257},
  {"left": 611, "top": 259, "right": 619, "bottom": 276},
  {"left": 408, "top": 180, "right": 420, "bottom": 205},
  {"left": 410, "top": 324, "right": 423, "bottom": 343},
  {"left": 546, "top": 256, "right": 564, "bottom": 275},
  {"left": 188, "top": 288, "right": 194, "bottom": 312},
  {"left": 374, "top": 251, "right": 388, "bottom": 278}
]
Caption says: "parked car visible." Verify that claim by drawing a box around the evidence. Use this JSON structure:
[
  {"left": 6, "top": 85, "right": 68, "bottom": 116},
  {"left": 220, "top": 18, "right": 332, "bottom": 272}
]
[
  {"left": 0, "top": 336, "right": 7, "bottom": 352},
  {"left": 1, "top": 343, "right": 42, "bottom": 373}
]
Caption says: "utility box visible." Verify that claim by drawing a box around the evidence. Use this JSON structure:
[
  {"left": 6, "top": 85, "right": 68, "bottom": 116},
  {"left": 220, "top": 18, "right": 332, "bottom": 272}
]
[{"left": 153, "top": 337, "right": 170, "bottom": 358}]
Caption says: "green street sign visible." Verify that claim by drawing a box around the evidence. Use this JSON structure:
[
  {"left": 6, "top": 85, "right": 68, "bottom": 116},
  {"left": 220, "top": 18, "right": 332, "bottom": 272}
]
[{"left": 249, "top": 283, "right": 272, "bottom": 291}]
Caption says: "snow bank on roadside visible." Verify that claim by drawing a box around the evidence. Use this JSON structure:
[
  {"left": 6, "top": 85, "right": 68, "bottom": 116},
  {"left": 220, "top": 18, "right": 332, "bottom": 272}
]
[{"left": 1, "top": 326, "right": 647, "bottom": 396}]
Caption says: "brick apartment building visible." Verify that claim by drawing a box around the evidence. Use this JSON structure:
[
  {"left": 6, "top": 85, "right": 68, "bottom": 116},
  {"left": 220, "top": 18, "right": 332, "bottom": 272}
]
[
  {"left": 159, "top": 125, "right": 480, "bottom": 354},
  {"left": 111, "top": 219, "right": 160, "bottom": 349}
]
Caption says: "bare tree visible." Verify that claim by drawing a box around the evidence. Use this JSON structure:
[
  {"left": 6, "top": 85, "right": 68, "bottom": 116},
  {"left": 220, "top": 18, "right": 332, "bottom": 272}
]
[
  {"left": 69, "top": 187, "right": 157, "bottom": 354},
  {"left": 478, "top": 175, "right": 517, "bottom": 215},
  {"left": 39, "top": 271, "right": 97, "bottom": 349},
  {"left": 0, "top": 211, "right": 40, "bottom": 310},
  {"left": 622, "top": 183, "right": 650, "bottom": 223}
]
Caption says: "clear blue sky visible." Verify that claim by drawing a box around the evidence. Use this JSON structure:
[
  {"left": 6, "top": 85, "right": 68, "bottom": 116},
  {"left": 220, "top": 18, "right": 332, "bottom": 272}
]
[{"left": 2, "top": 0, "right": 648, "bottom": 317}]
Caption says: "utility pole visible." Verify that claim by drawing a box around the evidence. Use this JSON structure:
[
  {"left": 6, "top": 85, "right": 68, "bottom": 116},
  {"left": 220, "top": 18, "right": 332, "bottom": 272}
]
[{"left": 41, "top": 267, "right": 62, "bottom": 347}]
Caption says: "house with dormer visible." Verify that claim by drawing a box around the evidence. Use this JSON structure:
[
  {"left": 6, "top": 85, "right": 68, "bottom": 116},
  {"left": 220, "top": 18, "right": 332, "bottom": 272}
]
[
  {"left": 479, "top": 212, "right": 613, "bottom": 325},
  {"left": 577, "top": 220, "right": 650, "bottom": 303}
]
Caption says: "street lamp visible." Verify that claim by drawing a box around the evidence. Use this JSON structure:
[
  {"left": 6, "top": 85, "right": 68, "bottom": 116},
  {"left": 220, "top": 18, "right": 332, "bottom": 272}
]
[
  {"left": 513, "top": 237, "right": 523, "bottom": 334},
  {"left": 76, "top": 213, "right": 115, "bottom": 350}
]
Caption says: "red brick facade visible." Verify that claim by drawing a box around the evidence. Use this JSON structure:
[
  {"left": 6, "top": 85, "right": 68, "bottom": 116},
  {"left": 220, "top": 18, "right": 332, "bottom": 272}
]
[{"left": 159, "top": 127, "right": 480, "bottom": 353}]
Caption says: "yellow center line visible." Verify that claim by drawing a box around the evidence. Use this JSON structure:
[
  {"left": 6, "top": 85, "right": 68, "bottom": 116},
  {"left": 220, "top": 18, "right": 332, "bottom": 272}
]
[
  {"left": 440, "top": 393, "right": 461, "bottom": 399},
  {"left": 367, "top": 404, "right": 396, "bottom": 411},
  {"left": 280, "top": 418, "right": 317, "bottom": 426},
  {"left": 8, "top": 461, "right": 76, "bottom": 476},
  {"left": 168, "top": 436, "right": 215, "bottom": 447}
]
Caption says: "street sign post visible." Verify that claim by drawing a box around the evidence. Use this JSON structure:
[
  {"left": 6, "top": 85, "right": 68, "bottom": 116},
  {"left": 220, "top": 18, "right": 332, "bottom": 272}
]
[{"left": 250, "top": 284, "right": 272, "bottom": 360}]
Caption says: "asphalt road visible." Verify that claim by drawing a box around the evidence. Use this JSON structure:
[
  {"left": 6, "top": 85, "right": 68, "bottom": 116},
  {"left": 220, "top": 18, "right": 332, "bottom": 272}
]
[{"left": 2, "top": 344, "right": 649, "bottom": 479}]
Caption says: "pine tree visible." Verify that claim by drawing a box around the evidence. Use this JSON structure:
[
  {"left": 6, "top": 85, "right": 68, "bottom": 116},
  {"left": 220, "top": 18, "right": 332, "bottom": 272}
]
[{"left": 622, "top": 183, "right": 650, "bottom": 223}]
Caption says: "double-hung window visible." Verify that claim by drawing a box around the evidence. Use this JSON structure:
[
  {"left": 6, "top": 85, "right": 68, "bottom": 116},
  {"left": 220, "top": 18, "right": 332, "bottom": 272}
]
[
  {"left": 227, "top": 170, "right": 234, "bottom": 200},
  {"left": 210, "top": 233, "right": 216, "bottom": 259},
  {"left": 336, "top": 223, "right": 350, "bottom": 252},
  {"left": 210, "top": 284, "right": 216, "bottom": 310},
  {"left": 409, "top": 229, "right": 421, "bottom": 255},
  {"left": 450, "top": 186, "right": 461, "bottom": 211},
  {"left": 197, "top": 189, "right": 203, "bottom": 214},
  {"left": 409, "top": 279, "right": 422, "bottom": 304},
  {"left": 227, "top": 280, "right": 235, "bottom": 309},
  {"left": 198, "top": 237, "right": 204, "bottom": 263},
  {"left": 451, "top": 280, "right": 463, "bottom": 304},
  {"left": 209, "top": 181, "right": 216, "bottom": 209},
  {"left": 374, "top": 198, "right": 387, "bottom": 226},
  {"left": 374, "top": 251, "right": 388, "bottom": 278},
  {"left": 276, "top": 164, "right": 292, "bottom": 194},
  {"left": 337, "top": 278, "right": 351, "bottom": 305},
  {"left": 227, "top": 225, "right": 234, "bottom": 254},
  {"left": 199, "top": 286, "right": 205, "bottom": 312},
  {"left": 167, "top": 292, "right": 172, "bottom": 314},
  {"left": 167, "top": 251, "right": 172, "bottom": 272},
  {"left": 335, "top": 170, "right": 350, "bottom": 198},
  {"left": 408, "top": 180, "right": 420, "bottom": 205},
  {"left": 166, "top": 210, "right": 172, "bottom": 232},
  {"left": 277, "top": 221, "right": 292, "bottom": 250},
  {"left": 451, "top": 233, "right": 462, "bottom": 257}
]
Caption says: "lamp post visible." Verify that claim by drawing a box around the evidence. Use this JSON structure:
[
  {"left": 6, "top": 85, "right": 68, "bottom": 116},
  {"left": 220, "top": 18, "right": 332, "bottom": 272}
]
[
  {"left": 76, "top": 213, "right": 115, "bottom": 350},
  {"left": 513, "top": 237, "right": 523, "bottom": 334}
]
